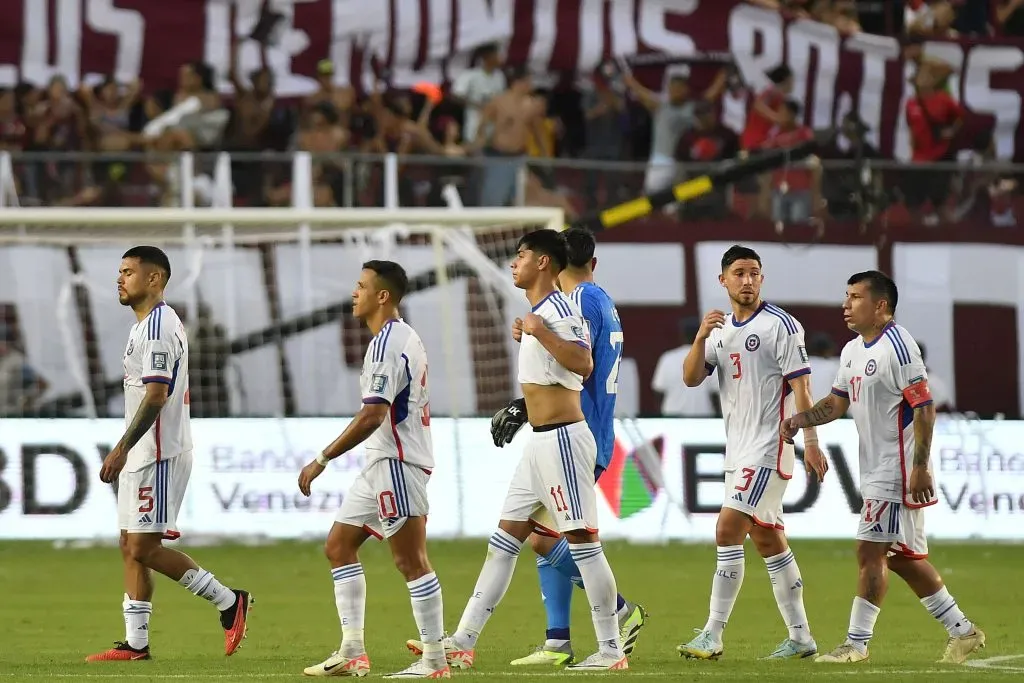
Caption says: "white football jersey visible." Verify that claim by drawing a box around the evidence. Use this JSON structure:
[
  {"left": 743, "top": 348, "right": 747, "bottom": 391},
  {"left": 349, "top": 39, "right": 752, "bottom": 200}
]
[
  {"left": 123, "top": 302, "right": 192, "bottom": 471},
  {"left": 360, "top": 319, "right": 434, "bottom": 471},
  {"left": 832, "top": 322, "right": 935, "bottom": 507},
  {"left": 704, "top": 302, "right": 809, "bottom": 477},
  {"left": 518, "top": 291, "right": 591, "bottom": 391}
]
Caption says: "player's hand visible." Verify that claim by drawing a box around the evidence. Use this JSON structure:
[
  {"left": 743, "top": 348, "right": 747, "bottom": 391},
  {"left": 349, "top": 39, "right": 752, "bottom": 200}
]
[
  {"left": 697, "top": 309, "right": 726, "bottom": 340},
  {"left": 909, "top": 465, "right": 934, "bottom": 505},
  {"left": 99, "top": 448, "right": 127, "bottom": 483},
  {"left": 803, "top": 444, "right": 829, "bottom": 483},
  {"left": 298, "top": 460, "right": 326, "bottom": 497},
  {"left": 521, "top": 313, "right": 545, "bottom": 336},
  {"left": 512, "top": 317, "right": 524, "bottom": 343},
  {"left": 779, "top": 416, "right": 801, "bottom": 442},
  {"left": 490, "top": 397, "right": 528, "bottom": 447}
]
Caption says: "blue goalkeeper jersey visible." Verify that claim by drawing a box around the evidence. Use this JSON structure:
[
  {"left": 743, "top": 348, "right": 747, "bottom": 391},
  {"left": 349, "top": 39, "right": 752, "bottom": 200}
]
[{"left": 569, "top": 281, "right": 623, "bottom": 472}]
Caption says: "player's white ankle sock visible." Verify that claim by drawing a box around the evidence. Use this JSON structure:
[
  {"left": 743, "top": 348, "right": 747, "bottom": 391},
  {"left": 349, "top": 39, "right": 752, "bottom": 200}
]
[
  {"left": 331, "top": 563, "right": 366, "bottom": 656},
  {"left": 179, "top": 567, "right": 236, "bottom": 611},
  {"left": 569, "top": 542, "right": 621, "bottom": 659},
  {"left": 921, "top": 587, "right": 973, "bottom": 637},
  {"left": 454, "top": 530, "right": 522, "bottom": 648},
  {"left": 705, "top": 545, "right": 744, "bottom": 642},
  {"left": 408, "top": 572, "right": 445, "bottom": 663},
  {"left": 764, "top": 549, "right": 812, "bottom": 643},
  {"left": 122, "top": 593, "right": 152, "bottom": 650},
  {"left": 846, "top": 596, "right": 880, "bottom": 654}
]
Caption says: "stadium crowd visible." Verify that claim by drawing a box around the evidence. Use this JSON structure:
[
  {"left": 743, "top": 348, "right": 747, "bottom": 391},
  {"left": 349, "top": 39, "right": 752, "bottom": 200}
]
[{"left": 0, "top": 0, "right": 1018, "bottom": 226}]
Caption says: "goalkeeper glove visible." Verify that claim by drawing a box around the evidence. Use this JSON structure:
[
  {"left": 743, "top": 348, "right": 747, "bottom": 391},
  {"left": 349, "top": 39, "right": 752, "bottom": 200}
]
[{"left": 491, "top": 397, "right": 528, "bottom": 447}]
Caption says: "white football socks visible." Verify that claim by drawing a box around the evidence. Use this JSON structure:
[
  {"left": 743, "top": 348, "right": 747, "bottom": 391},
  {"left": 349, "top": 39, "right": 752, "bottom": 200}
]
[
  {"left": 332, "top": 563, "right": 367, "bottom": 657},
  {"left": 408, "top": 572, "right": 445, "bottom": 664},
  {"left": 122, "top": 593, "right": 152, "bottom": 650},
  {"left": 921, "top": 586, "right": 973, "bottom": 637},
  {"left": 764, "top": 548, "right": 812, "bottom": 643},
  {"left": 179, "top": 567, "right": 236, "bottom": 611},
  {"left": 705, "top": 545, "right": 745, "bottom": 642},
  {"left": 454, "top": 530, "right": 522, "bottom": 648},
  {"left": 846, "top": 596, "right": 881, "bottom": 654},
  {"left": 569, "top": 542, "right": 621, "bottom": 658}
]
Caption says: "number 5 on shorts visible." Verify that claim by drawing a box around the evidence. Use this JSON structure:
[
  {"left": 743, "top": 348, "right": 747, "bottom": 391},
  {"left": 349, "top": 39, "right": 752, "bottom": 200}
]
[{"left": 137, "top": 486, "right": 154, "bottom": 513}]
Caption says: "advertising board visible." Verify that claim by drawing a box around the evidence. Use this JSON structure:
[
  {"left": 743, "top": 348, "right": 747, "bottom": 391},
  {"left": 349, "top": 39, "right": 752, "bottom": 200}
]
[{"left": 1, "top": 417, "right": 1020, "bottom": 541}]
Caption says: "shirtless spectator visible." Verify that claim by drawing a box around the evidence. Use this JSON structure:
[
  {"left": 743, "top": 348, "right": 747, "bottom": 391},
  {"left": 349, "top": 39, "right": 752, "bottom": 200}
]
[
  {"left": 473, "top": 68, "right": 544, "bottom": 207},
  {"left": 996, "top": 0, "right": 1024, "bottom": 36},
  {"left": 80, "top": 77, "right": 141, "bottom": 152},
  {"left": 906, "top": 0, "right": 959, "bottom": 38},
  {"left": 0, "top": 88, "right": 28, "bottom": 153},
  {"left": 266, "top": 102, "right": 349, "bottom": 208},
  {"left": 451, "top": 43, "right": 506, "bottom": 144},
  {"left": 32, "top": 76, "right": 86, "bottom": 201},
  {"left": 304, "top": 60, "right": 356, "bottom": 129}
]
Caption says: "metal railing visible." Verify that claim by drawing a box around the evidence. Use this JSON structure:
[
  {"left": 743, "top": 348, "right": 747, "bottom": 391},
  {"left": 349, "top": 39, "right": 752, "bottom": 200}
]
[{"left": 0, "top": 150, "right": 1020, "bottom": 226}]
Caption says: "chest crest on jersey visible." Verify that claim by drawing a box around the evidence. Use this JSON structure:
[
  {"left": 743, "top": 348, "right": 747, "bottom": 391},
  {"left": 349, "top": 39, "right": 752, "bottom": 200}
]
[
  {"left": 864, "top": 359, "right": 878, "bottom": 376},
  {"left": 744, "top": 334, "right": 761, "bottom": 352}
]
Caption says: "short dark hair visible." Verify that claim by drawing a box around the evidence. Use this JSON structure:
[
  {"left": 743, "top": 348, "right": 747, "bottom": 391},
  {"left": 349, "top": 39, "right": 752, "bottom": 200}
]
[
  {"left": 123, "top": 246, "right": 171, "bottom": 283},
  {"left": 518, "top": 229, "right": 567, "bottom": 272},
  {"left": 847, "top": 270, "right": 898, "bottom": 313},
  {"left": 363, "top": 260, "right": 409, "bottom": 303},
  {"left": 562, "top": 227, "right": 596, "bottom": 269},
  {"left": 721, "top": 245, "right": 762, "bottom": 271}
]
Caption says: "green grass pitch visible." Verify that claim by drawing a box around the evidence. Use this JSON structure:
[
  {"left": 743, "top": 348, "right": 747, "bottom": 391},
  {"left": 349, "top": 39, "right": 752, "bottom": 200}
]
[{"left": 2, "top": 539, "right": 1022, "bottom": 681}]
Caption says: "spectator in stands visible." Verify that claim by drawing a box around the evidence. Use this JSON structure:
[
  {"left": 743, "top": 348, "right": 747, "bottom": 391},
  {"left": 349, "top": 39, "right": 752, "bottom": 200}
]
[
  {"left": 81, "top": 77, "right": 140, "bottom": 152},
  {"left": 758, "top": 99, "right": 820, "bottom": 224},
  {"left": 625, "top": 65, "right": 726, "bottom": 197},
  {"left": 32, "top": 76, "right": 86, "bottom": 202},
  {"left": 652, "top": 318, "right": 719, "bottom": 417},
  {"left": 918, "top": 342, "right": 953, "bottom": 412},
  {"left": 740, "top": 64, "right": 794, "bottom": 152},
  {"left": 266, "top": 101, "right": 349, "bottom": 207},
  {"left": 144, "top": 62, "right": 227, "bottom": 151},
  {"left": 451, "top": 43, "right": 506, "bottom": 144},
  {"left": 807, "top": 332, "right": 840, "bottom": 407},
  {"left": 473, "top": 67, "right": 543, "bottom": 207},
  {"left": 953, "top": 130, "right": 1017, "bottom": 226},
  {"left": 996, "top": 0, "right": 1024, "bottom": 35},
  {"left": 581, "top": 71, "right": 625, "bottom": 204},
  {"left": 0, "top": 324, "right": 47, "bottom": 417},
  {"left": 906, "top": 0, "right": 959, "bottom": 38},
  {"left": 304, "top": 60, "right": 356, "bottom": 130},
  {"left": 818, "top": 112, "right": 882, "bottom": 221},
  {"left": 675, "top": 100, "right": 739, "bottom": 218},
  {"left": 904, "top": 63, "right": 964, "bottom": 225}
]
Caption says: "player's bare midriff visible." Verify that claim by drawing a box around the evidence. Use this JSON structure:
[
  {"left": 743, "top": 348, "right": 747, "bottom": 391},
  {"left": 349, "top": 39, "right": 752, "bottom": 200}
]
[{"left": 521, "top": 383, "right": 585, "bottom": 427}]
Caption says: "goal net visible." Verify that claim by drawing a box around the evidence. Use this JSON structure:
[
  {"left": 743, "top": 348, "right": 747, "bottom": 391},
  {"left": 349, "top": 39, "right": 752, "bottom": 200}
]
[{"left": 0, "top": 207, "right": 563, "bottom": 420}]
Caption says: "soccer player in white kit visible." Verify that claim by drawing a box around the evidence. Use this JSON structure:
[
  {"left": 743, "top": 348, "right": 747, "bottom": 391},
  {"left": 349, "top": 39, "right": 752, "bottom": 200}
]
[
  {"left": 87, "top": 247, "right": 252, "bottom": 663},
  {"left": 678, "top": 245, "right": 828, "bottom": 661},
  {"left": 781, "top": 270, "right": 986, "bottom": 665},
  {"left": 299, "top": 261, "right": 449, "bottom": 679},
  {"left": 407, "top": 229, "right": 627, "bottom": 671}
]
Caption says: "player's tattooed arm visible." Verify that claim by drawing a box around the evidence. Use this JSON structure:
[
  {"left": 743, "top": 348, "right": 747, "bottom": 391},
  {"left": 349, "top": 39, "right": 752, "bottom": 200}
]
[
  {"left": 116, "top": 382, "right": 169, "bottom": 453},
  {"left": 792, "top": 393, "right": 848, "bottom": 429},
  {"left": 911, "top": 402, "right": 937, "bottom": 467}
]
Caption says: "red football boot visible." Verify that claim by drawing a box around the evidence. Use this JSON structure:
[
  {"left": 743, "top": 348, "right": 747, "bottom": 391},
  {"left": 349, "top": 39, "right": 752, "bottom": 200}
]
[
  {"left": 85, "top": 641, "right": 151, "bottom": 662},
  {"left": 220, "top": 589, "right": 253, "bottom": 656}
]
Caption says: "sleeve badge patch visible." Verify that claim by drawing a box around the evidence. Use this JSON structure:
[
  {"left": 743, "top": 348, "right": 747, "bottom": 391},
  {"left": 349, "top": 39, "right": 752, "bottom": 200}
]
[
  {"left": 371, "top": 374, "right": 388, "bottom": 393},
  {"left": 798, "top": 345, "right": 809, "bottom": 363},
  {"left": 151, "top": 351, "right": 168, "bottom": 371}
]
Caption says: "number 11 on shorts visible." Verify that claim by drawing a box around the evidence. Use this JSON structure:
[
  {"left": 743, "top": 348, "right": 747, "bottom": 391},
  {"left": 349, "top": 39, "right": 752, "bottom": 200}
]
[{"left": 550, "top": 485, "right": 568, "bottom": 513}]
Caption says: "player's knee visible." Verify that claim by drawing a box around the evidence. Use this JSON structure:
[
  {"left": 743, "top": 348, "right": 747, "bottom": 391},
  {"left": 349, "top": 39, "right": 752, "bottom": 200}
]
[
  {"left": 856, "top": 542, "right": 887, "bottom": 571},
  {"left": 125, "top": 535, "right": 159, "bottom": 566},
  {"left": 118, "top": 533, "right": 131, "bottom": 560},
  {"left": 324, "top": 536, "right": 356, "bottom": 566},
  {"left": 715, "top": 513, "right": 748, "bottom": 546},
  {"left": 528, "top": 532, "right": 557, "bottom": 556},
  {"left": 392, "top": 550, "right": 431, "bottom": 581}
]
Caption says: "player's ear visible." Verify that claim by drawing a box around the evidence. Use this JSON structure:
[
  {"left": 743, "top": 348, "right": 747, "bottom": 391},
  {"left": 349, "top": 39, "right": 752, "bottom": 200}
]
[
  {"left": 591, "top": 257, "right": 597, "bottom": 272},
  {"left": 718, "top": 272, "right": 726, "bottom": 287}
]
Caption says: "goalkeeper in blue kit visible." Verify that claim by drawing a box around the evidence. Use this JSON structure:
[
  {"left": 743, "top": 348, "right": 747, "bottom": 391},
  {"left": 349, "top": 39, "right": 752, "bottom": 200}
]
[{"left": 491, "top": 227, "right": 647, "bottom": 666}]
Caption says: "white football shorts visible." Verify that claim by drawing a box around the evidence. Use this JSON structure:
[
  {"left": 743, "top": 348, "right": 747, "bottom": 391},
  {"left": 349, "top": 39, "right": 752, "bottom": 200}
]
[
  {"left": 722, "top": 465, "right": 788, "bottom": 530},
  {"left": 856, "top": 498, "right": 929, "bottom": 559},
  {"left": 118, "top": 451, "right": 192, "bottom": 539},
  {"left": 335, "top": 458, "right": 430, "bottom": 539},
  {"left": 501, "top": 421, "right": 599, "bottom": 534}
]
